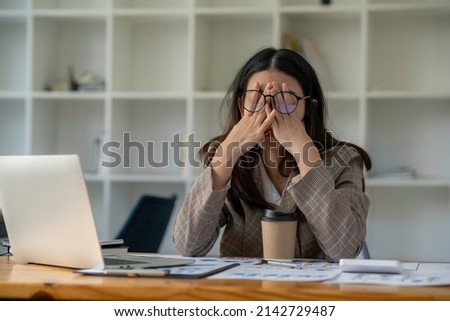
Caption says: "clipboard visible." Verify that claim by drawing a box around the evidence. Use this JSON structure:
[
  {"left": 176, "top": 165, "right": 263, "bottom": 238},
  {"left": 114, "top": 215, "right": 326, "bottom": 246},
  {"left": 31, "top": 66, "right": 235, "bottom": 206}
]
[
  {"left": 163, "top": 262, "right": 240, "bottom": 279},
  {"left": 76, "top": 261, "right": 240, "bottom": 279}
]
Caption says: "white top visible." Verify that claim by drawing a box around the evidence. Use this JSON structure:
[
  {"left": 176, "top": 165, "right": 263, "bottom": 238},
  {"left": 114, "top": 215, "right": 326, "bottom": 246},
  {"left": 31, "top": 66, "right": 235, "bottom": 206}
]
[{"left": 260, "top": 163, "right": 282, "bottom": 217}]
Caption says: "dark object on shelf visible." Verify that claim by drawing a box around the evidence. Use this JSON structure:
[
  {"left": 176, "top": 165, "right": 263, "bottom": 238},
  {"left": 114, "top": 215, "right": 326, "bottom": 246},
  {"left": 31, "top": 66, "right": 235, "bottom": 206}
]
[
  {"left": 68, "top": 65, "right": 79, "bottom": 91},
  {"left": 321, "top": 0, "right": 331, "bottom": 5},
  {"left": 116, "top": 194, "right": 177, "bottom": 253}
]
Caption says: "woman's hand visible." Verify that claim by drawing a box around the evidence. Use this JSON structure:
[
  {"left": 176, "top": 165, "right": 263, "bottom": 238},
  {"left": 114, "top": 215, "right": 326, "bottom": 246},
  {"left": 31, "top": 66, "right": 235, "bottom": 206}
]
[
  {"left": 223, "top": 82, "right": 276, "bottom": 162},
  {"left": 269, "top": 82, "right": 309, "bottom": 153},
  {"left": 269, "top": 82, "right": 322, "bottom": 175},
  {"left": 210, "top": 82, "right": 276, "bottom": 189}
]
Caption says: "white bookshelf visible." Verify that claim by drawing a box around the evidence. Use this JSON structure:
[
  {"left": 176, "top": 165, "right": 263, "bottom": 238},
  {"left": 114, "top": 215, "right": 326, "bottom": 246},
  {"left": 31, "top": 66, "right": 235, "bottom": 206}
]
[{"left": 0, "top": 0, "right": 449, "bottom": 261}]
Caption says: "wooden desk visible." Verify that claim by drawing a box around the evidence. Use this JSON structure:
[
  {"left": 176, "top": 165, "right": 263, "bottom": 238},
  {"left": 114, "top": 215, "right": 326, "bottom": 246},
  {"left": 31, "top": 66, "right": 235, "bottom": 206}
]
[{"left": 1, "top": 256, "right": 450, "bottom": 300}]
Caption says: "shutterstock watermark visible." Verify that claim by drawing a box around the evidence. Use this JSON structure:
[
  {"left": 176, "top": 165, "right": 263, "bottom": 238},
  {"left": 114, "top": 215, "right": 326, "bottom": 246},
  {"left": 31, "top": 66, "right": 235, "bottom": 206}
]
[
  {"left": 101, "top": 132, "right": 350, "bottom": 170},
  {"left": 102, "top": 132, "right": 201, "bottom": 169}
]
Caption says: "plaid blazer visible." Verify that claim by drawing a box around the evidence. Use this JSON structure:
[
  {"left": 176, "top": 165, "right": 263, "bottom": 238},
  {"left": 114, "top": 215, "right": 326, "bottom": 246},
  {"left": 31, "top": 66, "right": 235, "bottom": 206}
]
[{"left": 172, "top": 144, "right": 369, "bottom": 261}]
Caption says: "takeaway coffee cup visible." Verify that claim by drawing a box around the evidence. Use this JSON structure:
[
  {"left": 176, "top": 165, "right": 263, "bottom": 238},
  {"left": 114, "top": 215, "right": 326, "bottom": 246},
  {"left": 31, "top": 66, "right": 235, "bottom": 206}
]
[{"left": 261, "top": 211, "right": 298, "bottom": 261}]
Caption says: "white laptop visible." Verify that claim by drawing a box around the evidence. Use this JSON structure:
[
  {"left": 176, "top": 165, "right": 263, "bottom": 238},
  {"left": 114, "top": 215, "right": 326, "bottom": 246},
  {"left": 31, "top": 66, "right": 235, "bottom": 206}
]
[{"left": 0, "top": 154, "right": 193, "bottom": 272}]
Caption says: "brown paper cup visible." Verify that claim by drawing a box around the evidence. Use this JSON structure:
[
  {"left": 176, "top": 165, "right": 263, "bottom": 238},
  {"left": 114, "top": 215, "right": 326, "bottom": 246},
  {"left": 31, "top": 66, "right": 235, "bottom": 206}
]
[{"left": 261, "top": 211, "right": 297, "bottom": 262}]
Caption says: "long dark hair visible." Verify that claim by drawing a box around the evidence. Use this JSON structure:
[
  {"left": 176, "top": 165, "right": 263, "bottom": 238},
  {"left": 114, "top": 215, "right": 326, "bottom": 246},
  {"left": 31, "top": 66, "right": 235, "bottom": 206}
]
[{"left": 200, "top": 47, "right": 371, "bottom": 215}]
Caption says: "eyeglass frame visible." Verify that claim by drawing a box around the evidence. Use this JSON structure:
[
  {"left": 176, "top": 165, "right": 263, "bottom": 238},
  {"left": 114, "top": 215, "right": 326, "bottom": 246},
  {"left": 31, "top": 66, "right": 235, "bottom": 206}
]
[{"left": 238, "top": 89, "right": 311, "bottom": 115}]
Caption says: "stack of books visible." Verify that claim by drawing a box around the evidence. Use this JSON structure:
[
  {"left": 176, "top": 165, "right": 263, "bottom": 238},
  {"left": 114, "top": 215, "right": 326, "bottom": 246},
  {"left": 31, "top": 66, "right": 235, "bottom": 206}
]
[{"left": 100, "top": 239, "right": 129, "bottom": 255}]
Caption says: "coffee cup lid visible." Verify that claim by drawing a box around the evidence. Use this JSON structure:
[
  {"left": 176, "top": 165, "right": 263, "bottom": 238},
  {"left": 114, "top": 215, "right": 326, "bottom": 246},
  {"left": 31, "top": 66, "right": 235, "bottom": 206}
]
[{"left": 262, "top": 211, "right": 297, "bottom": 222}]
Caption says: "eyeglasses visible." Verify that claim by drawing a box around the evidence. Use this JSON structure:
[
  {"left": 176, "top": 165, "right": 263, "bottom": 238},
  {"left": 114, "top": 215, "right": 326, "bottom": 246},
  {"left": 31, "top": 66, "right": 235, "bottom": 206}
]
[{"left": 238, "top": 90, "right": 311, "bottom": 114}]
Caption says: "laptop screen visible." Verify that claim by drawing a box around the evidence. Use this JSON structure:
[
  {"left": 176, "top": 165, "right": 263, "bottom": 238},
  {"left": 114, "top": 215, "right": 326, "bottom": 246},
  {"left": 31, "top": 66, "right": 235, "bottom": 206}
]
[{"left": 0, "top": 155, "right": 104, "bottom": 269}]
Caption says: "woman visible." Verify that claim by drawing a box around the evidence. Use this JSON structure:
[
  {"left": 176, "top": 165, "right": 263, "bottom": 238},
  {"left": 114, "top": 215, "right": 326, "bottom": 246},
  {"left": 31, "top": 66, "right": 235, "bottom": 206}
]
[{"left": 173, "top": 47, "right": 371, "bottom": 261}]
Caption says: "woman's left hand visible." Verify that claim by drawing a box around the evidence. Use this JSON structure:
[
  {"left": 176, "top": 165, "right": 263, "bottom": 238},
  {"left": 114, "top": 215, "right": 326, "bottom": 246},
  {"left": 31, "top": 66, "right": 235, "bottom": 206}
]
[
  {"left": 269, "top": 82, "right": 310, "bottom": 156},
  {"left": 270, "top": 82, "right": 322, "bottom": 175}
]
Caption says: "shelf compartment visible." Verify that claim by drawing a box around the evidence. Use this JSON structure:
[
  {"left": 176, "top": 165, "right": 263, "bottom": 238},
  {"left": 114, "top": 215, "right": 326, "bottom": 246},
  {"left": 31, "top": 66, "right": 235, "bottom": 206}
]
[
  {"left": 368, "top": 0, "right": 450, "bottom": 8},
  {"left": 280, "top": 12, "right": 362, "bottom": 93},
  {"left": 112, "top": 16, "right": 189, "bottom": 92},
  {"left": 0, "top": 0, "right": 28, "bottom": 10},
  {"left": 192, "top": 97, "right": 224, "bottom": 144},
  {"left": 33, "top": 16, "right": 106, "bottom": 92},
  {"left": 326, "top": 97, "right": 362, "bottom": 146},
  {"left": 31, "top": 99, "right": 105, "bottom": 172},
  {"left": 112, "top": 92, "right": 188, "bottom": 100},
  {"left": 108, "top": 181, "right": 185, "bottom": 249},
  {"left": 114, "top": 0, "right": 189, "bottom": 10},
  {"left": 368, "top": 10, "right": 450, "bottom": 92},
  {"left": 0, "top": 17, "right": 27, "bottom": 91},
  {"left": 191, "top": 97, "right": 224, "bottom": 176},
  {"left": 110, "top": 99, "right": 187, "bottom": 176},
  {"left": 366, "top": 99, "right": 450, "bottom": 180},
  {"left": 32, "top": 0, "right": 107, "bottom": 10},
  {"left": 194, "top": 14, "right": 274, "bottom": 92},
  {"left": 0, "top": 99, "right": 26, "bottom": 155},
  {"left": 366, "top": 186, "right": 450, "bottom": 262}
]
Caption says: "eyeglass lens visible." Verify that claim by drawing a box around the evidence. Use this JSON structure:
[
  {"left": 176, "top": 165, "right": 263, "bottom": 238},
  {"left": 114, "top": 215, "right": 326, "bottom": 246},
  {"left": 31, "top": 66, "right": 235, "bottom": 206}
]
[{"left": 243, "top": 91, "right": 299, "bottom": 114}]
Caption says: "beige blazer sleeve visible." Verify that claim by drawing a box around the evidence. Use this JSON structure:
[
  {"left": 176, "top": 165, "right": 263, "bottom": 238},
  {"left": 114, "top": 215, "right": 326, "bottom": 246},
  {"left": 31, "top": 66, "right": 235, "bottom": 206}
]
[
  {"left": 287, "top": 145, "right": 370, "bottom": 261},
  {"left": 172, "top": 166, "right": 230, "bottom": 256}
]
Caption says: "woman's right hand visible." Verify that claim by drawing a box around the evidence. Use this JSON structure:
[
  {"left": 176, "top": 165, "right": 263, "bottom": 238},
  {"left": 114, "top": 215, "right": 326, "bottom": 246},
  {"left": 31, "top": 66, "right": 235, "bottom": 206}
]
[
  {"left": 224, "top": 82, "right": 275, "bottom": 162},
  {"left": 210, "top": 82, "right": 276, "bottom": 189}
]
